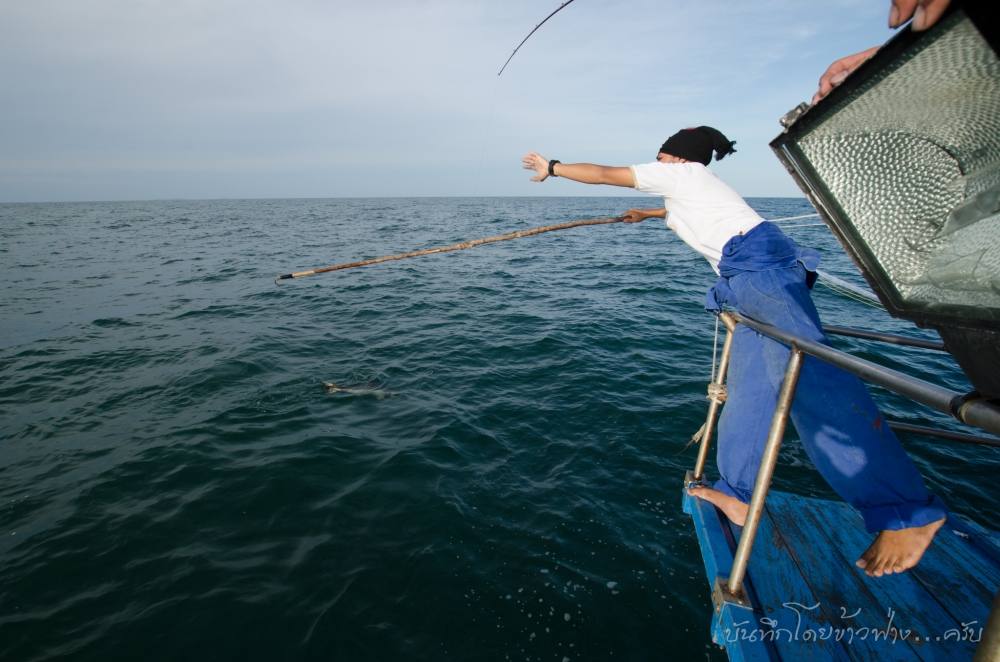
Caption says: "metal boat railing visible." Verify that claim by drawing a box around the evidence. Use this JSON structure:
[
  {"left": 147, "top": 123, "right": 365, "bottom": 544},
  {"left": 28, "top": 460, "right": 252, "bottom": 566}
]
[{"left": 687, "top": 310, "right": 1000, "bottom": 661}]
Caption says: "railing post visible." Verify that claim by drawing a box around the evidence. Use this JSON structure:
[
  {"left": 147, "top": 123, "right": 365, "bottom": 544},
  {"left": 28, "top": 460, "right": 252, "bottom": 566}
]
[
  {"left": 724, "top": 347, "right": 804, "bottom": 598},
  {"left": 692, "top": 313, "right": 737, "bottom": 482}
]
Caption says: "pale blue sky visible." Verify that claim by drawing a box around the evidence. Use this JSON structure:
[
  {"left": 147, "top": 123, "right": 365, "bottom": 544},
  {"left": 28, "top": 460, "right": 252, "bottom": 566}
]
[{"left": 1, "top": 0, "right": 901, "bottom": 202}]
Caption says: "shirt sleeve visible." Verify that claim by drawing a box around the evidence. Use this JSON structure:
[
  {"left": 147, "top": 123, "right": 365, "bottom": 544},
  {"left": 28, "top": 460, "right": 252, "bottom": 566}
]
[
  {"left": 630, "top": 162, "right": 678, "bottom": 197},
  {"left": 629, "top": 162, "right": 676, "bottom": 197}
]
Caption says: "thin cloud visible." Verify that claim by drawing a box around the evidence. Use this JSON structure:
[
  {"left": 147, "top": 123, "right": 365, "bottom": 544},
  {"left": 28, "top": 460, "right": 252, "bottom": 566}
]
[{"left": 1, "top": 0, "right": 891, "bottom": 201}]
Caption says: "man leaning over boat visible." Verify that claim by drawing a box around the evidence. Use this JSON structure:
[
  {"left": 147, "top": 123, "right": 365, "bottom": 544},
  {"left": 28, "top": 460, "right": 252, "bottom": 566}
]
[{"left": 522, "top": 123, "right": 948, "bottom": 578}]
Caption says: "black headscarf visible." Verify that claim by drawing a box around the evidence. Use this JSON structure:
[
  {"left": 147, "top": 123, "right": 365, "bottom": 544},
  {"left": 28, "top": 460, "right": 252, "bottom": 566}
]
[{"left": 659, "top": 126, "right": 737, "bottom": 165}]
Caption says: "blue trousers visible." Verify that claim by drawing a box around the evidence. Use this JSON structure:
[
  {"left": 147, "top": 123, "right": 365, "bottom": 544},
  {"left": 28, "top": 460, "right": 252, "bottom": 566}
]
[{"left": 713, "top": 264, "right": 947, "bottom": 532}]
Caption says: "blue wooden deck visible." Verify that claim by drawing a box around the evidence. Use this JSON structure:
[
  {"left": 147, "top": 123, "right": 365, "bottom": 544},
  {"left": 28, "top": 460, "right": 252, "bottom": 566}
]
[{"left": 683, "top": 486, "right": 999, "bottom": 661}]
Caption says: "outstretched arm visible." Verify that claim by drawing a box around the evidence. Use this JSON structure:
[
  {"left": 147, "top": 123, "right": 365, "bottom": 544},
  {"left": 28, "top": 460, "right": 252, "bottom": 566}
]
[{"left": 522, "top": 152, "right": 636, "bottom": 188}]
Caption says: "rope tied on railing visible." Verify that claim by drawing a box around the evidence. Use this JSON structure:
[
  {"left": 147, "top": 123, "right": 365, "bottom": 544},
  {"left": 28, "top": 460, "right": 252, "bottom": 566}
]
[
  {"left": 686, "top": 316, "right": 731, "bottom": 452},
  {"left": 688, "top": 422, "right": 707, "bottom": 449},
  {"left": 707, "top": 382, "right": 728, "bottom": 404},
  {"left": 687, "top": 381, "right": 729, "bottom": 450}
]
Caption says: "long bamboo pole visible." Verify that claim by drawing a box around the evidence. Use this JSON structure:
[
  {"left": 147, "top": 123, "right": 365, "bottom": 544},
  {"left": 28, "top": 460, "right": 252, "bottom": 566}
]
[{"left": 275, "top": 215, "right": 628, "bottom": 282}]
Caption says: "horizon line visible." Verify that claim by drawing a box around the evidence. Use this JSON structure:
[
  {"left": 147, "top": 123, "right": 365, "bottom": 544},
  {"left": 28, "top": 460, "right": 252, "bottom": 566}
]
[{"left": 0, "top": 193, "right": 809, "bottom": 205}]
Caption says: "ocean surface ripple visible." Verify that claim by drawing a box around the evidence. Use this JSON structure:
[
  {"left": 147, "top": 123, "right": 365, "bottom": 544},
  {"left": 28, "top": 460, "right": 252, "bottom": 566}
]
[{"left": 0, "top": 197, "right": 991, "bottom": 660}]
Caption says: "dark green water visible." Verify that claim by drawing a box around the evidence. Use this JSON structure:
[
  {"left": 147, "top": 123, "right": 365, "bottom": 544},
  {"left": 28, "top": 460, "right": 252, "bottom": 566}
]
[{"left": 0, "top": 197, "right": 993, "bottom": 660}]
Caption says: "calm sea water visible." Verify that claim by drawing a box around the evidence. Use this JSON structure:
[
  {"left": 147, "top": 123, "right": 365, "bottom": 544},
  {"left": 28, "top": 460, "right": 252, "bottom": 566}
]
[{"left": 0, "top": 197, "right": 992, "bottom": 661}]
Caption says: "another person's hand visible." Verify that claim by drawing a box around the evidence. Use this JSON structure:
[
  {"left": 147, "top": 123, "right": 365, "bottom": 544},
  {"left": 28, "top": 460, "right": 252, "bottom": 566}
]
[
  {"left": 812, "top": 46, "right": 878, "bottom": 105},
  {"left": 522, "top": 152, "right": 550, "bottom": 182},
  {"left": 811, "top": 0, "right": 951, "bottom": 105},
  {"left": 889, "top": 0, "right": 951, "bottom": 30}
]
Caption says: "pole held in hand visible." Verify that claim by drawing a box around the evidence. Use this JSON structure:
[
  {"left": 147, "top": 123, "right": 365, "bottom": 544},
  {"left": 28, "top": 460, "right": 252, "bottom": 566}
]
[{"left": 275, "top": 215, "right": 629, "bottom": 283}]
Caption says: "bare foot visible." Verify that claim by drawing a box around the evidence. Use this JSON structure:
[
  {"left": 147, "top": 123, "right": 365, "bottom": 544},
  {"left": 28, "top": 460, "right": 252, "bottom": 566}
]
[
  {"left": 855, "top": 517, "right": 946, "bottom": 577},
  {"left": 687, "top": 486, "right": 749, "bottom": 526}
]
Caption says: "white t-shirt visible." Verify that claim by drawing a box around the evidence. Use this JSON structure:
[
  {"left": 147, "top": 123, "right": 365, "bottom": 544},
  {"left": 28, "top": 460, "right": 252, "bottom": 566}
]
[{"left": 630, "top": 161, "right": 763, "bottom": 273}]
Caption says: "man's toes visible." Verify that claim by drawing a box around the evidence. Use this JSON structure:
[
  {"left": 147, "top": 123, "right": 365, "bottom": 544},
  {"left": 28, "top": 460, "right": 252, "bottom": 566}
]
[
  {"left": 882, "top": 556, "right": 902, "bottom": 575},
  {"left": 862, "top": 556, "right": 878, "bottom": 576},
  {"left": 688, "top": 486, "right": 721, "bottom": 504},
  {"left": 856, "top": 543, "right": 878, "bottom": 569},
  {"left": 868, "top": 555, "right": 889, "bottom": 577},
  {"left": 876, "top": 552, "right": 909, "bottom": 577}
]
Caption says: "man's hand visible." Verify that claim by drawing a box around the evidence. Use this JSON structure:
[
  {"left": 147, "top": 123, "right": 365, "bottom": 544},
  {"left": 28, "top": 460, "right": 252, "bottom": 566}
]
[
  {"left": 522, "top": 152, "right": 549, "bottom": 182},
  {"left": 521, "top": 155, "right": 636, "bottom": 188},
  {"left": 622, "top": 208, "right": 666, "bottom": 223},
  {"left": 622, "top": 209, "right": 649, "bottom": 223}
]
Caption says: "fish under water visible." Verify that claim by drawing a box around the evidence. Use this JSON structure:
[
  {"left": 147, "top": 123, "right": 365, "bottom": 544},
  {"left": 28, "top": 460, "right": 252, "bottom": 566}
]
[{"left": 322, "top": 381, "right": 393, "bottom": 400}]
